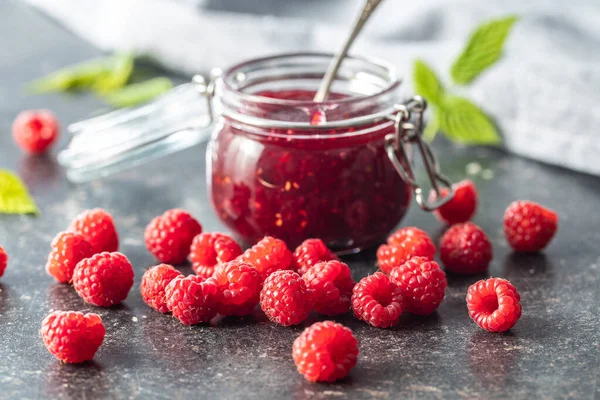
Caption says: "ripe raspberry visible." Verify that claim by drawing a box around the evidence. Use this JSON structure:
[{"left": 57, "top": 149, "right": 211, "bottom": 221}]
[
  {"left": 292, "top": 321, "right": 358, "bottom": 382},
  {"left": 292, "top": 238, "right": 338, "bottom": 275},
  {"left": 45, "top": 232, "right": 94, "bottom": 283},
  {"left": 165, "top": 275, "right": 219, "bottom": 325},
  {"left": 240, "top": 236, "right": 292, "bottom": 281},
  {"left": 213, "top": 260, "right": 262, "bottom": 316},
  {"left": 429, "top": 179, "right": 478, "bottom": 225},
  {"left": 389, "top": 257, "right": 447, "bottom": 315},
  {"left": 377, "top": 235, "right": 436, "bottom": 274},
  {"left": 41, "top": 311, "right": 105, "bottom": 363},
  {"left": 69, "top": 208, "right": 119, "bottom": 254},
  {"left": 12, "top": 109, "right": 60, "bottom": 154},
  {"left": 351, "top": 272, "right": 403, "bottom": 328},
  {"left": 72, "top": 252, "right": 134, "bottom": 307},
  {"left": 260, "top": 270, "right": 313, "bottom": 326},
  {"left": 504, "top": 200, "right": 558, "bottom": 252},
  {"left": 144, "top": 209, "right": 202, "bottom": 264},
  {"left": 387, "top": 226, "right": 430, "bottom": 246},
  {"left": 303, "top": 260, "right": 355, "bottom": 316},
  {"left": 467, "top": 277, "right": 522, "bottom": 332},
  {"left": 140, "top": 264, "right": 183, "bottom": 313},
  {"left": 189, "top": 233, "right": 242, "bottom": 278},
  {"left": 0, "top": 246, "right": 7, "bottom": 278},
  {"left": 440, "top": 222, "right": 492, "bottom": 275}
]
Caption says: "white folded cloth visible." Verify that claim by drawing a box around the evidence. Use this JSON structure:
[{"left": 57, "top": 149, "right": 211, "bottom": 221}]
[{"left": 24, "top": 0, "right": 600, "bottom": 175}]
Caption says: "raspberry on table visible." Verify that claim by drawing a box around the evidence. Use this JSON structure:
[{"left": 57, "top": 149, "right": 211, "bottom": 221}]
[
  {"left": 0, "top": 246, "right": 7, "bottom": 278},
  {"left": 429, "top": 179, "right": 478, "bottom": 225},
  {"left": 260, "top": 270, "right": 313, "bottom": 326},
  {"left": 389, "top": 256, "right": 447, "bottom": 315},
  {"left": 292, "top": 238, "right": 338, "bottom": 275},
  {"left": 213, "top": 260, "right": 262, "bottom": 316},
  {"left": 12, "top": 109, "right": 60, "bottom": 154},
  {"left": 504, "top": 200, "right": 558, "bottom": 252},
  {"left": 303, "top": 260, "right": 355, "bottom": 316},
  {"left": 165, "top": 275, "right": 219, "bottom": 325},
  {"left": 41, "top": 311, "right": 105, "bottom": 363},
  {"left": 69, "top": 208, "right": 119, "bottom": 254},
  {"left": 240, "top": 236, "right": 292, "bottom": 281},
  {"left": 440, "top": 222, "right": 492, "bottom": 275},
  {"left": 467, "top": 277, "right": 522, "bottom": 332},
  {"left": 292, "top": 321, "right": 358, "bottom": 383},
  {"left": 377, "top": 234, "right": 436, "bottom": 274},
  {"left": 387, "top": 226, "right": 430, "bottom": 246},
  {"left": 72, "top": 252, "right": 134, "bottom": 307},
  {"left": 144, "top": 209, "right": 202, "bottom": 264},
  {"left": 351, "top": 272, "right": 403, "bottom": 328},
  {"left": 140, "top": 264, "right": 183, "bottom": 313},
  {"left": 189, "top": 232, "right": 242, "bottom": 278},
  {"left": 45, "top": 232, "right": 93, "bottom": 284}
]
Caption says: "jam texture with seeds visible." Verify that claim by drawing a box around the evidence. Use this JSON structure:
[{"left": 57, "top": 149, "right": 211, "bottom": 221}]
[{"left": 209, "top": 90, "right": 410, "bottom": 251}]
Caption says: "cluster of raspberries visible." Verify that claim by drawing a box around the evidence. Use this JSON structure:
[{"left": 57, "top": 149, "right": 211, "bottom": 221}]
[{"left": 34, "top": 178, "right": 557, "bottom": 383}]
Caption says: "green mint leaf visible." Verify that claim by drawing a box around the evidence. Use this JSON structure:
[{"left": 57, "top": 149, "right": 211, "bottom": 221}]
[
  {"left": 102, "top": 77, "right": 173, "bottom": 108},
  {"left": 0, "top": 170, "right": 39, "bottom": 215},
  {"left": 27, "top": 53, "right": 134, "bottom": 94},
  {"left": 423, "top": 115, "right": 440, "bottom": 142},
  {"left": 450, "top": 15, "right": 518, "bottom": 85},
  {"left": 437, "top": 96, "right": 501, "bottom": 145},
  {"left": 413, "top": 59, "right": 444, "bottom": 106}
]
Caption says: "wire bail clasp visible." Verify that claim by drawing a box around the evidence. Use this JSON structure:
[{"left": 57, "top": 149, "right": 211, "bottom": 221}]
[{"left": 384, "top": 96, "right": 454, "bottom": 211}]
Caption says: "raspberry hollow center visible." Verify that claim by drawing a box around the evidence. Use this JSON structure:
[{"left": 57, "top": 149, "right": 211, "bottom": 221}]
[{"left": 481, "top": 294, "right": 499, "bottom": 314}]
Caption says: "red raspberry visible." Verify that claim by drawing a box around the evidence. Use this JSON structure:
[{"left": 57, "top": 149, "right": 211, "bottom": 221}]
[
  {"left": 467, "top": 277, "right": 522, "bottom": 332},
  {"left": 260, "top": 270, "right": 313, "bottom": 326},
  {"left": 292, "top": 321, "right": 358, "bottom": 382},
  {"left": 69, "top": 208, "right": 119, "bottom": 254},
  {"left": 351, "top": 272, "right": 403, "bottom": 328},
  {"left": 440, "top": 222, "right": 492, "bottom": 275},
  {"left": 45, "top": 232, "right": 94, "bottom": 283},
  {"left": 503, "top": 200, "right": 558, "bottom": 252},
  {"left": 292, "top": 238, "right": 338, "bottom": 275},
  {"left": 389, "top": 257, "right": 447, "bottom": 315},
  {"left": 72, "top": 252, "right": 134, "bottom": 307},
  {"left": 144, "top": 209, "right": 202, "bottom": 264},
  {"left": 41, "top": 311, "right": 105, "bottom": 363},
  {"left": 213, "top": 260, "right": 262, "bottom": 316},
  {"left": 429, "top": 179, "right": 478, "bottom": 225},
  {"left": 12, "top": 109, "right": 60, "bottom": 154},
  {"left": 140, "top": 264, "right": 183, "bottom": 313},
  {"left": 165, "top": 275, "right": 219, "bottom": 325},
  {"left": 189, "top": 233, "right": 242, "bottom": 278},
  {"left": 240, "top": 236, "right": 292, "bottom": 281},
  {"left": 303, "top": 260, "right": 355, "bottom": 316},
  {"left": 0, "top": 246, "right": 7, "bottom": 278},
  {"left": 387, "top": 226, "right": 430, "bottom": 246},
  {"left": 377, "top": 235, "right": 435, "bottom": 274}
]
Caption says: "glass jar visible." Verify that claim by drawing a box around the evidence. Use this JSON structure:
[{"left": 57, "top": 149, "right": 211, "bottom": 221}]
[
  {"left": 58, "top": 53, "right": 453, "bottom": 254},
  {"left": 208, "top": 53, "right": 443, "bottom": 253}
]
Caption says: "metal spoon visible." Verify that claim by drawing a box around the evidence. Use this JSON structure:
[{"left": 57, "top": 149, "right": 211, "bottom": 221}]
[{"left": 313, "top": 0, "right": 384, "bottom": 102}]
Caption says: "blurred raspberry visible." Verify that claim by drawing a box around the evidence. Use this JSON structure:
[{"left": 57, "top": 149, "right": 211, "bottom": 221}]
[
  {"left": 12, "top": 109, "right": 60, "bottom": 154},
  {"left": 377, "top": 234, "right": 435, "bottom": 274},
  {"left": 504, "top": 200, "right": 558, "bottom": 252},
  {"left": 0, "top": 246, "right": 7, "bottom": 278},
  {"left": 429, "top": 179, "right": 478, "bottom": 225},
  {"left": 387, "top": 226, "right": 430, "bottom": 246}
]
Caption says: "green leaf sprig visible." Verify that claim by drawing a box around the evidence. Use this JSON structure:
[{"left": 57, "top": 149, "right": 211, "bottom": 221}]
[
  {"left": 0, "top": 170, "right": 39, "bottom": 215},
  {"left": 413, "top": 15, "right": 518, "bottom": 144},
  {"left": 27, "top": 53, "right": 173, "bottom": 108}
]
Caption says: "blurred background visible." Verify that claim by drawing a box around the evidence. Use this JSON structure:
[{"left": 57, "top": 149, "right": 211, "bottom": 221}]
[{"left": 13, "top": 0, "right": 600, "bottom": 176}]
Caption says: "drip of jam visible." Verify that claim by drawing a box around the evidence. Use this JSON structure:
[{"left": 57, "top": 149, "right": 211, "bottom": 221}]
[{"left": 209, "top": 89, "right": 410, "bottom": 252}]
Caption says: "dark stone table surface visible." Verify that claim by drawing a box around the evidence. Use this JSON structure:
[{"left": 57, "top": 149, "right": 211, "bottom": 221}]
[{"left": 0, "top": 1, "right": 598, "bottom": 399}]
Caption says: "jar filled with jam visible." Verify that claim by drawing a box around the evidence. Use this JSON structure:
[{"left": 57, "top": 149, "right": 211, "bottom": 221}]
[{"left": 59, "top": 53, "right": 453, "bottom": 254}]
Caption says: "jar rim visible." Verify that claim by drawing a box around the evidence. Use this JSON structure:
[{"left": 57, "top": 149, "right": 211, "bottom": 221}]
[{"left": 220, "top": 52, "right": 402, "bottom": 108}]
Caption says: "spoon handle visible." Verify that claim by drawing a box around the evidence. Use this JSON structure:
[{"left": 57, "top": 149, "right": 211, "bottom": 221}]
[{"left": 313, "top": 0, "right": 384, "bottom": 102}]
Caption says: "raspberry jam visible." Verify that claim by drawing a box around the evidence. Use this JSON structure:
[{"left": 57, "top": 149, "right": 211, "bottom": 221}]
[{"left": 209, "top": 80, "right": 410, "bottom": 252}]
